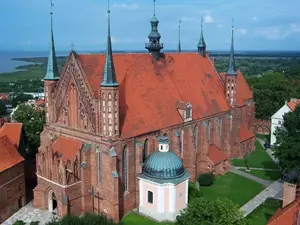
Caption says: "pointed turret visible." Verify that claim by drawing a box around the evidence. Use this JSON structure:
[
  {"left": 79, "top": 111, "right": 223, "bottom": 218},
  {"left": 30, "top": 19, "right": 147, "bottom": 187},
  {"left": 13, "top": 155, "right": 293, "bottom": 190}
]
[
  {"left": 227, "top": 19, "right": 236, "bottom": 75},
  {"left": 100, "top": 2, "right": 119, "bottom": 87},
  {"left": 178, "top": 19, "right": 182, "bottom": 53},
  {"left": 145, "top": 0, "right": 163, "bottom": 53},
  {"left": 197, "top": 17, "right": 206, "bottom": 57},
  {"left": 44, "top": 0, "right": 59, "bottom": 81}
]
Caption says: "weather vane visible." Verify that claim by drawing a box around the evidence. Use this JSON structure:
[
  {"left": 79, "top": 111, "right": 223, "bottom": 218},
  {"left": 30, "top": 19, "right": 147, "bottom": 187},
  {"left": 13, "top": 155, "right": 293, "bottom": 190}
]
[
  {"left": 107, "top": 0, "right": 110, "bottom": 14},
  {"left": 153, "top": 0, "right": 156, "bottom": 16},
  {"left": 70, "top": 42, "right": 75, "bottom": 51},
  {"left": 201, "top": 16, "right": 203, "bottom": 28},
  {"left": 232, "top": 17, "right": 235, "bottom": 29}
]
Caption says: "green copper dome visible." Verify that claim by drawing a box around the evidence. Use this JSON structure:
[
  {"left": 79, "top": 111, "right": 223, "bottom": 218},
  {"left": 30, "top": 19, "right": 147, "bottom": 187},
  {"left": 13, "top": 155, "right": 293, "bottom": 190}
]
[{"left": 143, "top": 151, "right": 185, "bottom": 179}]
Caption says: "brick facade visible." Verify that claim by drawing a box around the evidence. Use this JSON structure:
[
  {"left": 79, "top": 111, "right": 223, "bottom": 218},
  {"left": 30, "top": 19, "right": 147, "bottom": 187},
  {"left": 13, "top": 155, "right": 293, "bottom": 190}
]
[
  {"left": 33, "top": 52, "right": 255, "bottom": 221},
  {"left": 0, "top": 163, "right": 26, "bottom": 223}
]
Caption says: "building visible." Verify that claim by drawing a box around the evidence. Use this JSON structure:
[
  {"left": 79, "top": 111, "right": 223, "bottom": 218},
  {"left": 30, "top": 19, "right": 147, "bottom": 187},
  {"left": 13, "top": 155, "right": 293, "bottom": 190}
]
[
  {"left": 138, "top": 136, "right": 190, "bottom": 221},
  {"left": 33, "top": 1, "right": 255, "bottom": 221},
  {"left": 0, "top": 123, "right": 26, "bottom": 223},
  {"left": 267, "top": 183, "right": 300, "bottom": 225},
  {"left": 270, "top": 98, "right": 300, "bottom": 146}
]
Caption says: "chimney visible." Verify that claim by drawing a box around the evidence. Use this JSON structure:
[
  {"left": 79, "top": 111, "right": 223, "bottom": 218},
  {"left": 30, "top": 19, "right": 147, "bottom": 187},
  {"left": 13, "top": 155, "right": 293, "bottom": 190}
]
[{"left": 282, "top": 182, "right": 297, "bottom": 208}]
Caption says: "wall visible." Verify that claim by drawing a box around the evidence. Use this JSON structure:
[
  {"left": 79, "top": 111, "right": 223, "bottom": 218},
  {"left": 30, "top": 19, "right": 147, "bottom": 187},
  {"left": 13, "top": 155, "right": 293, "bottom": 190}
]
[
  {"left": 175, "top": 180, "right": 188, "bottom": 213},
  {"left": 271, "top": 104, "right": 290, "bottom": 145},
  {"left": 140, "top": 180, "right": 158, "bottom": 212}
]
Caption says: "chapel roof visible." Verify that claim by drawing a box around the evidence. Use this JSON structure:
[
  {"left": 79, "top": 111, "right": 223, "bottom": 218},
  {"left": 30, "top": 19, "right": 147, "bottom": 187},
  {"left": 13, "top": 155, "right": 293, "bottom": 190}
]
[
  {"left": 239, "top": 125, "right": 254, "bottom": 142},
  {"left": 208, "top": 144, "right": 228, "bottom": 166},
  {"left": 76, "top": 52, "right": 232, "bottom": 138},
  {"left": 52, "top": 135, "right": 83, "bottom": 161}
]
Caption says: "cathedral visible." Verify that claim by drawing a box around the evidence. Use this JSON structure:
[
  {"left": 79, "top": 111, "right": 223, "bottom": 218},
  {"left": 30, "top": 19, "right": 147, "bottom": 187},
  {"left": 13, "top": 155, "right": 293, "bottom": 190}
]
[{"left": 33, "top": 0, "right": 255, "bottom": 221}]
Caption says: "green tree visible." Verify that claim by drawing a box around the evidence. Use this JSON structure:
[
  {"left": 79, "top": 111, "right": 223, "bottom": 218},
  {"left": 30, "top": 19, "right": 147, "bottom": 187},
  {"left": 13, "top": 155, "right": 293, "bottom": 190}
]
[
  {"left": 12, "top": 104, "right": 45, "bottom": 159},
  {"left": 274, "top": 105, "right": 300, "bottom": 183},
  {"left": 0, "top": 100, "right": 6, "bottom": 115},
  {"left": 11, "top": 94, "right": 33, "bottom": 108},
  {"left": 176, "top": 198, "right": 250, "bottom": 225}
]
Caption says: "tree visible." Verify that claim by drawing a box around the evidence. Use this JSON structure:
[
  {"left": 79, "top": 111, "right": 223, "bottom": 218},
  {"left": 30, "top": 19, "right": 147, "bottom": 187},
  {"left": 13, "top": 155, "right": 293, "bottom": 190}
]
[
  {"left": 0, "top": 100, "right": 6, "bottom": 115},
  {"left": 11, "top": 94, "right": 33, "bottom": 108},
  {"left": 12, "top": 104, "right": 45, "bottom": 159},
  {"left": 274, "top": 105, "right": 300, "bottom": 183},
  {"left": 176, "top": 198, "right": 250, "bottom": 225}
]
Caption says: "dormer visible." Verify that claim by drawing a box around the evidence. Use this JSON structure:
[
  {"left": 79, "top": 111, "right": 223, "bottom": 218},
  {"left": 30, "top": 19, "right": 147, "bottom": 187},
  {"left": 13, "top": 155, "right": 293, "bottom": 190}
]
[{"left": 176, "top": 101, "right": 192, "bottom": 122}]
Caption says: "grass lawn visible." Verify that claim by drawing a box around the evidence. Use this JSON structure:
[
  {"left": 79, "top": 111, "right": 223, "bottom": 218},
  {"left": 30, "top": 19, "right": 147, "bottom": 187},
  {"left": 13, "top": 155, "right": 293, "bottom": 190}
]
[
  {"left": 200, "top": 172, "right": 264, "bottom": 206},
  {"left": 247, "top": 198, "right": 281, "bottom": 225},
  {"left": 0, "top": 66, "right": 45, "bottom": 81},
  {"left": 256, "top": 134, "right": 270, "bottom": 143},
  {"left": 122, "top": 213, "right": 174, "bottom": 225},
  {"left": 231, "top": 141, "right": 278, "bottom": 169},
  {"left": 240, "top": 169, "right": 282, "bottom": 181}
]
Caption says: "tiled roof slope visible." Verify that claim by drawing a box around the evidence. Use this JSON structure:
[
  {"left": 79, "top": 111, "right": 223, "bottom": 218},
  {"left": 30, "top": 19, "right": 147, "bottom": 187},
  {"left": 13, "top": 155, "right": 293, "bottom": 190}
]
[
  {"left": 220, "top": 70, "right": 253, "bottom": 106},
  {"left": 239, "top": 125, "right": 254, "bottom": 142},
  {"left": 76, "top": 53, "right": 232, "bottom": 138},
  {"left": 267, "top": 196, "right": 300, "bottom": 225},
  {"left": 0, "top": 123, "right": 23, "bottom": 148},
  {"left": 0, "top": 135, "right": 24, "bottom": 172},
  {"left": 287, "top": 99, "right": 300, "bottom": 111},
  {"left": 208, "top": 144, "right": 228, "bottom": 165},
  {"left": 52, "top": 136, "right": 82, "bottom": 161}
]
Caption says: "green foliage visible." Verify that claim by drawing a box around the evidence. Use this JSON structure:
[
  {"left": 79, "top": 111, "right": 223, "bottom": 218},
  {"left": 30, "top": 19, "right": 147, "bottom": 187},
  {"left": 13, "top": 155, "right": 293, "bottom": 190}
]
[
  {"left": 0, "top": 100, "right": 6, "bottom": 115},
  {"left": 30, "top": 222, "right": 40, "bottom": 225},
  {"left": 197, "top": 173, "right": 214, "bottom": 186},
  {"left": 188, "top": 182, "right": 202, "bottom": 202},
  {"left": 176, "top": 197, "right": 251, "bottom": 225},
  {"left": 274, "top": 105, "right": 300, "bottom": 183},
  {"left": 12, "top": 104, "right": 45, "bottom": 159},
  {"left": 45, "top": 213, "right": 121, "bottom": 225},
  {"left": 13, "top": 220, "right": 26, "bottom": 225},
  {"left": 12, "top": 94, "right": 34, "bottom": 108}
]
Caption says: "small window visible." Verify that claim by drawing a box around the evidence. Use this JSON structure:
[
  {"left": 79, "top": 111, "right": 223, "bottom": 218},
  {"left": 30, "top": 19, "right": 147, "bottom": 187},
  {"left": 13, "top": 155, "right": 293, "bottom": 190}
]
[
  {"left": 278, "top": 120, "right": 282, "bottom": 125},
  {"left": 148, "top": 191, "right": 153, "bottom": 204},
  {"left": 186, "top": 108, "right": 191, "bottom": 119}
]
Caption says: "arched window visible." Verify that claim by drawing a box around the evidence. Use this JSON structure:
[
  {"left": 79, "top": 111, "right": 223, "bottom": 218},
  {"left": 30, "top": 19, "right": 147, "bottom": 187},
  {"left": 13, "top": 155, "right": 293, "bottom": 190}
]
[
  {"left": 143, "top": 139, "right": 148, "bottom": 162},
  {"left": 178, "top": 130, "right": 182, "bottom": 153},
  {"left": 97, "top": 149, "right": 102, "bottom": 183},
  {"left": 219, "top": 117, "right": 223, "bottom": 136},
  {"left": 207, "top": 121, "right": 211, "bottom": 141},
  {"left": 122, "top": 147, "right": 128, "bottom": 192},
  {"left": 193, "top": 125, "right": 198, "bottom": 149}
]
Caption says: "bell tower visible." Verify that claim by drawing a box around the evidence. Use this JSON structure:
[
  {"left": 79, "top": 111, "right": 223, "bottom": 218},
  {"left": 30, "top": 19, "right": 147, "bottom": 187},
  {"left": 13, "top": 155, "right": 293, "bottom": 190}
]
[
  {"left": 225, "top": 19, "right": 237, "bottom": 107},
  {"left": 100, "top": 0, "right": 120, "bottom": 140},
  {"left": 44, "top": 0, "right": 60, "bottom": 124},
  {"left": 145, "top": 0, "right": 163, "bottom": 54}
]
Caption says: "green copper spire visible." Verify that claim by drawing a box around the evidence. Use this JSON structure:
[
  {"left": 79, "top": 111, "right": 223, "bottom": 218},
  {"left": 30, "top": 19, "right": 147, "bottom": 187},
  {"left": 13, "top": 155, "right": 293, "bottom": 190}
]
[
  {"left": 178, "top": 19, "right": 182, "bottom": 53},
  {"left": 101, "top": 0, "right": 119, "bottom": 87},
  {"left": 145, "top": 0, "right": 163, "bottom": 53},
  {"left": 197, "top": 17, "right": 206, "bottom": 57},
  {"left": 227, "top": 18, "right": 236, "bottom": 75},
  {"left": 44, "top": 0, "right": 60, "bottom": 81}
]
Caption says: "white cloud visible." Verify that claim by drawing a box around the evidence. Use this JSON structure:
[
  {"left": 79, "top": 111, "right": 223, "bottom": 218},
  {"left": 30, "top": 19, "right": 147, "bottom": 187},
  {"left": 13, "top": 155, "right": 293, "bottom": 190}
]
[
  {"left": 255, "top": 24, "right": 300, "bottom": 40},
  {"left": 217, "top": 24, "right": 224, "bottom": 28},
  {"left": 203, "top": 15, "right": 214, "bottom": 24},
  {"left": 251, "top": 16, "right": 258, "bottom": 22},
  {"left": 236, "top": 28, "right": 248, "bottom": 35},
  {"left": 112, "top": 3, "right": 139, "bottom": 10}
]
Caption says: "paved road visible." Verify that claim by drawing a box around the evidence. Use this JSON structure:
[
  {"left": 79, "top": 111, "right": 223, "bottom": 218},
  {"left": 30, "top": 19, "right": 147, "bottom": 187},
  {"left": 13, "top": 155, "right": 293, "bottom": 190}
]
[
  {"left": 256, "top": 138, "right": 279, "bottom": 164},
  {"left": 234, "top": 166, "right": 280, "bottom": 171},
  {"left": 3, "top": 201, "right": 57, "bottom": 225}
]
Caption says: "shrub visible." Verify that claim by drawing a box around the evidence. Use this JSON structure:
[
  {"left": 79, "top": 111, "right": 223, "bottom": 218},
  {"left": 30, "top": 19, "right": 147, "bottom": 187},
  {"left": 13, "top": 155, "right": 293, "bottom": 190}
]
[
  {"left": 13, "top": 221, "right": 26, "bottom": 225},
  {"left": 197, "top": 173, "right": 214, "bottom": 186},
  {"left": 188, "top": 182, "right": 202, "bottom": 202},
  {"left": 30, "top": 222, "right": 40, "bottom": 225}
]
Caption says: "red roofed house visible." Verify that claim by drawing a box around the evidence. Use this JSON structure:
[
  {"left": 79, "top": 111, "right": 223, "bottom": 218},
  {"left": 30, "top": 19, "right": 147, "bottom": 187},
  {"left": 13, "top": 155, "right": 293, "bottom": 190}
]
[
  {"left": 267, "top": 182, "right": 300, "bottom": 225},
  {"left": 0, "top": 123, "right": 26, "bottom": 223},
  {"left": 271, "top": 98, "right": 300, "bottom": 145},
  {"left": 33, "top": 2, "right": 255, "bottom": 221}
]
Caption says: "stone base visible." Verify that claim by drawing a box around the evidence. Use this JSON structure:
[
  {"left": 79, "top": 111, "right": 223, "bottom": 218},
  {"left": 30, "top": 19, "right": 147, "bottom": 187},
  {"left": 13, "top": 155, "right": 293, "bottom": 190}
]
[{"left": 138, "top": 206, "right": 179, "bottom": 222}]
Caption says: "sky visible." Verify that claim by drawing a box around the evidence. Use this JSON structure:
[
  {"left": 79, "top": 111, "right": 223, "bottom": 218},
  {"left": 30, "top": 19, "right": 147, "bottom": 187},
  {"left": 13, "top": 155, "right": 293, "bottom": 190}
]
[{"left": 0, "top": 0, "right": 300, "bottom": 51}]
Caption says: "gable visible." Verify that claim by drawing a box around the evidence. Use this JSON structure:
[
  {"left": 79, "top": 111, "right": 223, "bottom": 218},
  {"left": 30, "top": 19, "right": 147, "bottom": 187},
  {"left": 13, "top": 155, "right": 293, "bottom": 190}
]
[
  {"left": 272, "top": 104, "right": 291, "bottom": 120},
  {"left": 76, "top": 52, "right": 231, "bottom": 138}
]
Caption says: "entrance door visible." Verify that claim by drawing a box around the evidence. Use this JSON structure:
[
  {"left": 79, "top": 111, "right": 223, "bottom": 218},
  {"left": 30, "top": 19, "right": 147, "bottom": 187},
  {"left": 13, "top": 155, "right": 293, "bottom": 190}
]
[{"left": 48, "top": 190, "right": 58, "bottom": 212}]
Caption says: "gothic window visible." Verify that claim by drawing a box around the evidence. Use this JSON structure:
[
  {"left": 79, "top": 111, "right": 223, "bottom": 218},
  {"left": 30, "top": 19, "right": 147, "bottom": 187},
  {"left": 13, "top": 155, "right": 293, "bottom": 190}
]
[
  {"left": 229, "top": 115, "right": 233, "bottom": 130},
  {"left": 219, "top": 117, "right": 223, "bottom": 136},
  {"left": 193, "top": 125, "right": 198, "bottom": 149},
  {"left": 148, "top": 191, "right": 153, "bottom": 204},
  {"left": 122, "top": 147, "right": 128, "bottom": 192},
  {"left": 207, "top": 121, "right": 211, "bottom": 141},
  {"left": 178, "top": 130, "right": 182, "bottom": 153},
  {"left": 74, "top": 158, "right": 78, "bottom": 179},
  {"left": 97, "top": 150, "right": 102, "bottom": 183},
  {"left": 143, "top": 139, "right": 149, "bottom": 162},
  {"left": 102, "top": 100, "right": 105, "bottom": 106},
  {"left": 108, "top": 118, "right": 112, "bottom": 124},
  {"left": 108, "top": 93, "right": 112, "bottom": 100}
]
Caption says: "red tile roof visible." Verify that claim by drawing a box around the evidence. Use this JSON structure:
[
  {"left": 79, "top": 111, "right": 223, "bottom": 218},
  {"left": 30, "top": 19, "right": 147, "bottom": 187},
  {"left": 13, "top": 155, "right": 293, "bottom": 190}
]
[
  {"left": 36, "top": 99, "right": 45, "bottom": 107},
  {"left": 267, "top": 196, "right": 300, "bottom": 225},
  {"left": 239, "top": 125, "right": 254, "bottom": 142},
  {"left": 76, "top": 53, "right": 232, "bottom": 138},
  {"left": 287, "top": 99, "right": 300, "bottom": 111},
  {"left": 0, "top": 123, "right": 23, "bottom": 148},
  {"left": 208, "top": 144, "right": 228, "bottom": 165},
  {"left": 0, "top": 135, "right": 24, "bottom": 172},
  {"left": 52, "top": 136, "right": 82, "bottom": 161},
  {"left": 220, "top": 70, "right": 253, "bottom": 107}
]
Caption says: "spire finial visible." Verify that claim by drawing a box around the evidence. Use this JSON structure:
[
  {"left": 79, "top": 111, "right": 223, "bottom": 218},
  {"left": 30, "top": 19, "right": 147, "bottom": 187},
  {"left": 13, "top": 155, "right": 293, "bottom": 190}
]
[
  {"left": 227, "top": 17, "right": 236, "bottom": 75},
  {"left": 197, "top": 15, "right": 206, "bottom": 56},
  {"left": 153, "top": 0, "right": 156, "bottom": 16},
  {"left": 44, "top": 0, "right": 59, "bottom": 81},
  {"left": 101, "top": 0, "right": 118, "bottom": 87},
  {"left": 70, "top": 42, "right": 75, "bottom": 51},
  {"left": 201, "top": 16, "right": 203, "bottom": 29},
  {"left": 178, "top": 19, "right": 182, "bottom": 53}
]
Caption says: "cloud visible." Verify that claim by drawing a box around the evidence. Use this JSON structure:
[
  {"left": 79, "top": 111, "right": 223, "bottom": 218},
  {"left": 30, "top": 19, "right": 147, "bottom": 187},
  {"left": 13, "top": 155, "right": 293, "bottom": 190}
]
[
  {"left": 236, "top": 28, "right": 248, "bottom": 35},
  {"left": 112, "top": 3, "right": 139, "bottom": 10},
  {"left": 255, "top": 24, "right": 300, "bottom": 40},
  {"left": 251, "top": 16, "right": 258, "bottom": 22},
  {"left": 217, "top": 24, "right": 224, "bottom": 28},
  {"left": 111, "top": 36, "right": 134, "bottom": 44},
  {"left": 203, "top": 15, "right": 214, "bottom": 24}
]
